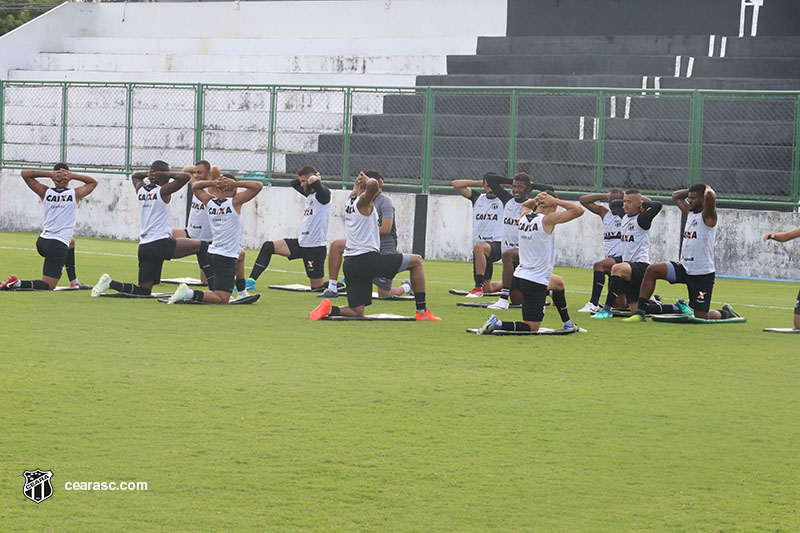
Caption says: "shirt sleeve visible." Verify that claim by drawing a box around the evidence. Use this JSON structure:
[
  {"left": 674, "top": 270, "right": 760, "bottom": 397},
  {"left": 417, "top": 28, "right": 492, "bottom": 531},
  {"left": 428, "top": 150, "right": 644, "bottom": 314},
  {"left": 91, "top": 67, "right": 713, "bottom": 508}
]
[
  {"left": 469, "top": 189, "right": 481, "bottom": 206},
  {"left": 311, "top": 180, "right": 331, "bottom": 205},
  {"left": 637, "top": 201, "right": 663, "bottom": 230},
  {"left": 290, "top": 178, "right": 308, "bottom": 197}
]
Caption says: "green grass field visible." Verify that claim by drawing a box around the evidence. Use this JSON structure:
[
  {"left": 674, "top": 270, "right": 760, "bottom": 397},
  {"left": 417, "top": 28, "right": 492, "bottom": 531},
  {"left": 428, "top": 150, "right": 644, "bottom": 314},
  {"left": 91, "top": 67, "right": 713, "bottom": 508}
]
[{"left": 1, "top": 230, "right": 798, "bottom": 531}]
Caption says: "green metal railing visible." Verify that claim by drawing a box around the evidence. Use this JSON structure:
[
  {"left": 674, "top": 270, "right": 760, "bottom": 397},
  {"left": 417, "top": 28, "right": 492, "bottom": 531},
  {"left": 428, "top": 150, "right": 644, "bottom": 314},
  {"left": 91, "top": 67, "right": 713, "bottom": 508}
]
[{"left": 1, "top": 80, "right": 798, "bottom": 207}]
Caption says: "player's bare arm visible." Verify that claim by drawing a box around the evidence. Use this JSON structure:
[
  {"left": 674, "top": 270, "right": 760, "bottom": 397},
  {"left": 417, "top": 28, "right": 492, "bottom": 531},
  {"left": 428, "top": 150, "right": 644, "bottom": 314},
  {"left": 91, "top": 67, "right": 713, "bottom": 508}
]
[
  {"left": 672, "top": 188, "right": 690, "bottom": 214},
  {"left": 702, "top": 185, "right": 717, "bottom": 227},
  {"left": 451, "top": 179, "right": 483, "bottom": 199},
  {"left": 578, "top": 193, "right": 609, "bottom": 217},
  {"left": 764, "top": 226, "right": 800, "bottom": 242},
  {"left": 157, "top": 171, "right": 191, "bottom": 200},
  {"left": 192, "top": 178, "right": 218, "bottom": 205},
  {"left": 69, "top": 171, "right": 99, "bottom": 201},
  {"left": 231, "top": 180, "right": 264, "bottom": 212},
  {"left": 542, "top": 194, "right": 585, "bottom": 233},
  {"left": 131, "top": 171, "right": 148, "bottom": 191},
  {"left": 356, "top": 177, "right": 380, "bottom": 215},
  {"left": 20, "top": 169, "right": 52, "bottom": 199}
]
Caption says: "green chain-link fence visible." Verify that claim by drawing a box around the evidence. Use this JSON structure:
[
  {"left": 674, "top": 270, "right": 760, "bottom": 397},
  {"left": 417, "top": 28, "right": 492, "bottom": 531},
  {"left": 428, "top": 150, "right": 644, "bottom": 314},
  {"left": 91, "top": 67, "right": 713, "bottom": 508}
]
[{"left": 1, "top": 81, "right": 798, "bottom": 207}]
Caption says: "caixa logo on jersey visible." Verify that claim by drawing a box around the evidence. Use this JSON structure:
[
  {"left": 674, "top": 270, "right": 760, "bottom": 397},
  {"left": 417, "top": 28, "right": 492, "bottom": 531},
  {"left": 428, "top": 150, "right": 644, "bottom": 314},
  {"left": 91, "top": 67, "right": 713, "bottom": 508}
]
[{"left": 23, "top": 469, "right": 53, "bottom": 503}]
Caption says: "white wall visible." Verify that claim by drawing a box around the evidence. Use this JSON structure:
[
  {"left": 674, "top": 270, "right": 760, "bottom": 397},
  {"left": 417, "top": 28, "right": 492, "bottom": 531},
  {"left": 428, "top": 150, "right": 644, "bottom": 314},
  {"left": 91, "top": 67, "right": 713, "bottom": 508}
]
[{"left": 3, "top": 170, "right": 799, "bottom": 279}]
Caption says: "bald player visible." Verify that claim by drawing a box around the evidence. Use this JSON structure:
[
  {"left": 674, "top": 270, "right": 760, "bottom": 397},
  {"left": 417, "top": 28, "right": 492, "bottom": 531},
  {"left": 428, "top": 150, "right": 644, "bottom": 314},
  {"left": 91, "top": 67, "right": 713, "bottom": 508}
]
[
  {"left": 592, "top": 190, "right": 662, "bottom": 319},
  {"left": 763, "top": 225, "right": 800, "bottom": 330},
  {"left": 1, "top": 164, "right": 98, "bottom": 291},
  {"left": 478, "top": 191, "right": 584, "bottom": 334},
  {"left": 577, "top": 189, "right": 625, "bottom": 313}
]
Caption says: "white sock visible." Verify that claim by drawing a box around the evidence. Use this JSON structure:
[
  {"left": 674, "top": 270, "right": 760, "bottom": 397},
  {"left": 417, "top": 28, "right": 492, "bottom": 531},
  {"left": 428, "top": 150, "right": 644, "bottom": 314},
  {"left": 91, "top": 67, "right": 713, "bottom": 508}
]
[
  {"left": 328, "top": 279, "right": 338, "bottom": 291},
  {"left": 12, "top": 279, "right": 21, "bottom": 288},
  {"left": 563, "top": 319, "right": 574, "bottom": 329},
  {"left": 70, "top": 278, "right": 79, "bottom": 285},
  {"left": 402, "top": 281, "right": 412, "bottom": 294}
]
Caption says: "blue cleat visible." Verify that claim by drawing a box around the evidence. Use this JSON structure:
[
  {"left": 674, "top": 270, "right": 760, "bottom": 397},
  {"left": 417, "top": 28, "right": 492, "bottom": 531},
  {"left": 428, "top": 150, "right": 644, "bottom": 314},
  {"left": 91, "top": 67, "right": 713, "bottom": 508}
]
[
  {"left": 245, "top": 277, "right": 256, "bottom": 291},
  {"left": 591, "top": 308, "right": 614, "bottom": 319},
  {"left": 676, "top": 299, "right": 694, "bottom": 315}
]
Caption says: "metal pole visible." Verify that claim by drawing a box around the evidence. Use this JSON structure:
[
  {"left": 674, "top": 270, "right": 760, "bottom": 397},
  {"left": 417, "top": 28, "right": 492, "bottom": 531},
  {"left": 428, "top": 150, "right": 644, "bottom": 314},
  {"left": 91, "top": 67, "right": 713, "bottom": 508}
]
[
  {"left": 687, "top": 90, "right": 704, "bottom": 187},
  {"left": 507, "top": 89, "right": 518, "bottom": 177},
  {"left": 792, "top": 94, "right": 800, "bottom": 209},
  {"left": 0, "top": 81, "right": 5, "bottom": 167},
  {"left": 340, "top": 87, "right": 353, "bottom": 186},
  {"left": 125, "top": 83, "right": 133, "bottom": 174},
  {"left": 421, "top": 87, "right": 435, "bottom": 194},
  {"left": 193, "top": 83, "right": 204, "bottom": 166},
  {"left": 267, "top": 86, "right": 277, "bottom": 182},
  {"left": 60, "top": 83, "right": 68, "bottom": 163},
  {"left": 594, "top": 90, "right": 606, "bottom": 192}
]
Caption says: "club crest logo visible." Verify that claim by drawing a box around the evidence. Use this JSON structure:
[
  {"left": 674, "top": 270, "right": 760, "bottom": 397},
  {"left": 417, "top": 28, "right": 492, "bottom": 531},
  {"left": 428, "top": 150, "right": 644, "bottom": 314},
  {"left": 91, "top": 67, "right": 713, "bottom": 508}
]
[
  {"left": 697, "top": 291, "right": 707, "bottom": 303},
  {"left": 23, "top": 469, "right": 53, "bottom": 503}
]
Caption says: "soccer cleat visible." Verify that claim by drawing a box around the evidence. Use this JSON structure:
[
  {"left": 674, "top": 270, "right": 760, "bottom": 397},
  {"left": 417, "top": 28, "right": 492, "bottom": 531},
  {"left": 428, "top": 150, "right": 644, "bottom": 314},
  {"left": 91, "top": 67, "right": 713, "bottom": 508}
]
[
  {"left": 309, "top": 299, "right": 332, "bottom": 320},
  {"left": 168, "top": 282, "right": 194, "bottom": 304},
  {"left": 477, "top": 314, "right": 499, "bottom": 334},
  {"left": 577, "top": 302, "right": 600, "bottom": 313},
  {"left": 401, "top": 278, "right": 414, "bottom": 296},
  {"left": 591, "top": 308, "right": 614, "bottom": 319},
  {"left": 487, "top": 298, "right": 509, "bottom": 310},
  {"left": 562, "top": 322, "right": 580, "bottom": 331},
  {"left": 622, "top": 312, "right": 646, "bottom": 323},
  {"left": 245, "top": 278, "right": 256, "bottom": 291},
  {"left": 415, "top": 309, "right": 442, "bottom": 321},
  {"left": 91, "top": 273, "right": 112, "bottom": 297},
  {"left": 70, "top": 282, "right": 92, "bottom": 290},
  {"left": 721, "top": 303, "right": 740, "bottom": 319},
  {"left": 0, "top": 274, "right": 19, "bottom": 290},
  {"left": 465, "top": 287, "right": 484, "bottom": 298},
  {"left": 676, "top": 298, "right": 694, "bottom": 315},
  {"left": 316, "top": 288, "right": 339, "bottom": 298}
]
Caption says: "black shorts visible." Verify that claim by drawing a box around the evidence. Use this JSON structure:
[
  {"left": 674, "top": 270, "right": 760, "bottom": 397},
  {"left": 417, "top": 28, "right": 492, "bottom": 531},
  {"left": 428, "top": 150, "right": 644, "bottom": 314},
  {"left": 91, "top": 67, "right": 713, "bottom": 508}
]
[
  {"left": 626, "top": 261, "right": 650, "bottom": 302},
  {"left": 516, "top": 276, "right": 549, "bottom": 323},
  {"left": 138, "top": 238, "right": 177, "bottom": 285},
  {"left": 210, "top": 254, "right": 237, "bottom": 293},
  {"left": 668, "top": 262, "right": 715, "bottom": 312},
  {"left": 343, "top": 252, "right": 404, "bottom": 308},
  {"left": 285, "top": 238, "right": 326, "bottom": 279},
  {"left": 611, "top": 255, "right": 623, "bottom": 263},
  {"left": 36, "top": 237, "right": 69, "bottom": 279},
  {"left": 473, "top": 241, "right": 502, "bottom": 279},
  {"left": 795, "top": 287, "right": 800, "bottom": 316}
]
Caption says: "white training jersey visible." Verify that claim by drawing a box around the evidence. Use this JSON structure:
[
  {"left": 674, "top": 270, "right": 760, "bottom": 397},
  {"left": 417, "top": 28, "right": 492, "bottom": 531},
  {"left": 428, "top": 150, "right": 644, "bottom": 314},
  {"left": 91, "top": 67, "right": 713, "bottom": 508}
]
[
  {"left": 40, "top": 187, "right": 77, "bottom": 245},
  {"left": 299, "top": 191, "right": 331, "bottom": 248},
  {"left": 139, "top": 184, "right": 172, "bottom": 244},
  {"left": 343, "top": 195, "right": 379, "bottom": 257},
  {"left": 602, "top": 210, "right": 623, "bottom": 257},
  {"left": 207, "top": 197, "right": 242, "bottom": 259},
  {"left": 514, "top": 212, "right": 555, "bottom": 286},
  {"left": 187, "top": 193, "right": 212, "bottom": 241},
  {"left": 680, "top": 211, "right": 716, "bottom": 275},
  {"left": 620, "top": 213, "right": 650, "bottom": 264},
  {"left": 501, "top": 198, "right": 525, "bottom": 251},
  {"left": 472, "top": 193, "right": 503, "bottom": 243}
]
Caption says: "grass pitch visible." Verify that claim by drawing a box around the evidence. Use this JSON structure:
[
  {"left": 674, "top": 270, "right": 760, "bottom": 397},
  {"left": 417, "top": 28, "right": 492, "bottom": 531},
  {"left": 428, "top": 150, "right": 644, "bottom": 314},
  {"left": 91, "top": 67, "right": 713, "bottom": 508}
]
[{"left": 1, "top": 231, "right": 798, "bottom": 531}]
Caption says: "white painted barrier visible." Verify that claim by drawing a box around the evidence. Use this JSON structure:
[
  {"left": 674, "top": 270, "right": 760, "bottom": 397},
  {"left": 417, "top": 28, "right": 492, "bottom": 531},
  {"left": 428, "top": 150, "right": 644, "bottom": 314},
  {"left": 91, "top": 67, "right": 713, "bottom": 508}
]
[{"left": 2, "top": 170, "right": 798, "bottom": 279}]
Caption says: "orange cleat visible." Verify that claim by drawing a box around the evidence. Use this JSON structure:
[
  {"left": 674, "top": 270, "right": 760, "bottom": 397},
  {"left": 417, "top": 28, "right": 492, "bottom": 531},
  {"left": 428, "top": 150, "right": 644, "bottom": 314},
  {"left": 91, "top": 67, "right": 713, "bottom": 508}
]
[
  {"left": 309, "top": 299, "right": 332, "bottom": 321},
  {"left": 415, "top": 309, "right": 442, "bottom": 321}
]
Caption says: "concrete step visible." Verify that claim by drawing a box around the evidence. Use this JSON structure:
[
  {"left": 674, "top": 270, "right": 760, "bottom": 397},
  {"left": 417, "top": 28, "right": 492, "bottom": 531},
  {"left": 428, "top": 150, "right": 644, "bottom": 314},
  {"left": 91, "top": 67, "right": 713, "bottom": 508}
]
[
  {"left": 447, "top": 54, "right": 800, "bottom": 79},
  {"left": 285, "top": 152, "right": 792, "bottom": 197},
  {"left": 315, "top": 132, "right": 792, "bottom": 171},
  {"left": 35, "top": 52, "right": 447, "bottom": 76},
  {"left": 52, "top": 36, "right": 480, "bottom": 56},
  {"left": 416, "top": 73, "right": 800, "bottom": 90},
  {"left": 477, "top": 35, "right": 800, "bottom": 58},
  {"left": 8, "top": 69, "right": 419, "bottom": 86}
]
